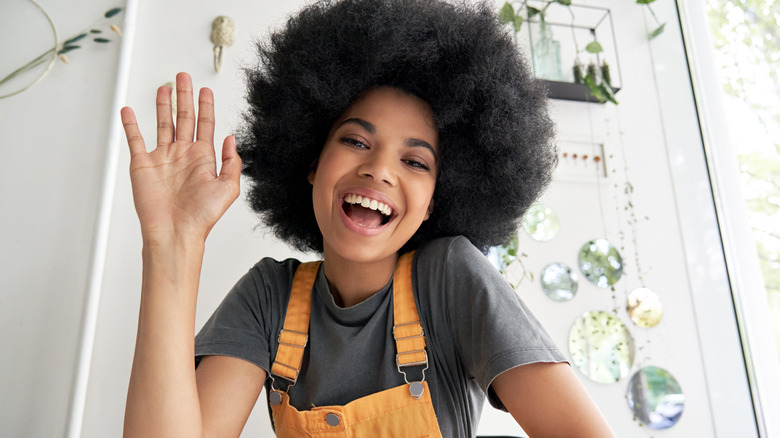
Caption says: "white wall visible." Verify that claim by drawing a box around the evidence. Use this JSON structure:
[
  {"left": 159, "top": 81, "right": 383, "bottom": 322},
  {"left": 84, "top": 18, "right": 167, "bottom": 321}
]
[
  {"left": 0, "top": 0, "right": 126, "bottom": 437},
  {"left": 81, "top": 1, "right": 314, "bottom": 436},
  {"left": 0, "top": 0, "right": 760, "bottom": 436}
]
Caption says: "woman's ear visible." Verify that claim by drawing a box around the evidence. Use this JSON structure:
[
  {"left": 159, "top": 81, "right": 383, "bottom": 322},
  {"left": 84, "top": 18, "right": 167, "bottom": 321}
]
[
  {"left": 424, "top": 199, "right": 434, "bottom": 220},
  {"left": 308, "top": 159, "right": 319, "bottom": 185}
]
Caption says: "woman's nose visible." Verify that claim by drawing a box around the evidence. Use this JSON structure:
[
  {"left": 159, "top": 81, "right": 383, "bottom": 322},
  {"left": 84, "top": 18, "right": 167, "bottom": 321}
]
[{"left": 357, "top": 151, "right": 397, "bottom": 186}]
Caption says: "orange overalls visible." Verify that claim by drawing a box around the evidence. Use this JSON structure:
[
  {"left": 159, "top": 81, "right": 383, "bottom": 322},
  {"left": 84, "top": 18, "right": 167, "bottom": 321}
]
[{"left": 267, "top": 252, "right": 444, "bottom": 437}]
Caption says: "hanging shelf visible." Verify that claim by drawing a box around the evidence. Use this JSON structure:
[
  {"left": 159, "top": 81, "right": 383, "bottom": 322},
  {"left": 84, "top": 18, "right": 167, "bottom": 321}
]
[
  {"left": 545, "top": 80, "right": 620, "bottom": 103},
  {"left": 506, "top": 1, "right": 622, "bottom": 103}
]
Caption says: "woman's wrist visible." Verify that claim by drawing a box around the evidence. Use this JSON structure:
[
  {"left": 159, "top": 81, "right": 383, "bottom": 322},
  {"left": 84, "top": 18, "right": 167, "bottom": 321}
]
[
  {"left": 141, "top": 227, "right": 209, "bottom": 252},
  {"left": 141, "top": 231, "right": 207, "bottom": 280}
]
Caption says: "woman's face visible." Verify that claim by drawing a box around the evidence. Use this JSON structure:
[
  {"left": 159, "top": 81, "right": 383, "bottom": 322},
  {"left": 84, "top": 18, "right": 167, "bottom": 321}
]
[{"left": 309, "top": 86, "right": 438, "bottom": 266}]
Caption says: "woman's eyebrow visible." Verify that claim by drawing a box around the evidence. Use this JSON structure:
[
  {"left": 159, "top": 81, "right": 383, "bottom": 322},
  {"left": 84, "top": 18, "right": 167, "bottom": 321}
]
[
  {"left": 336, "top": 117, "right": 375, "bottom": 134},
  {"left": 405, "top": 138, "right": 438, "bottom": 160}
]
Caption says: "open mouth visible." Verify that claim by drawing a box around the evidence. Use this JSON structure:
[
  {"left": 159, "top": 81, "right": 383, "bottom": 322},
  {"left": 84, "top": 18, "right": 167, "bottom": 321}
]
[{"left": 342, "top": 193, "right": 394, "bottom": 228}]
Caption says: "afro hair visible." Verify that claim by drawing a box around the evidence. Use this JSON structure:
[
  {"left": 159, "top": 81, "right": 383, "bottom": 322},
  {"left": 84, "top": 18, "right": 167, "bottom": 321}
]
[{"left": 237, "top": 0, "right": 557, "bottom": 254}]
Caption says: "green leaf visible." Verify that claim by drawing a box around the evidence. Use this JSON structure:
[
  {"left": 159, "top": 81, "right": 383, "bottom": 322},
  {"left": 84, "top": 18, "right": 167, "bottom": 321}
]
[
  {"left": 93, "top": 38, "right": 111, "bottom": 43},
  {"left": 585, "top": 41, "right": 603, "bottom": 53},
  {"left": 498, "top": 3, "right": 515, "bottom": 25},
  {"left": 585, "top": 75, "right": 607, "bottom": 103},
  {"left": 513, "top": 15, "right": 524, "bottom": 32},
  {"left": 636, "top": 0, "right": 655, "bottom": 4},
  {"left": 648, "top": 23, "right": 666, "bottom": 40},
  {"left": 57, "top": 45, "right": 81, "bottom": 55},
  {"left": 555, "top": 0, "right": 572, "bottom": 5},
  {"left": 528, "top": 7, "right": 541, "bottom": 19},
  {"left": 90, "top": 29, "right": 102, "bottom": 34},
  {"left": 600, "top": 83, "right": 618, "bottom": 104},
  {"left": 104, "top": 7, "right": 123, "bottom": 18},
  {"left": 64, "top": 33, "right": 88, "bottom": 45}
]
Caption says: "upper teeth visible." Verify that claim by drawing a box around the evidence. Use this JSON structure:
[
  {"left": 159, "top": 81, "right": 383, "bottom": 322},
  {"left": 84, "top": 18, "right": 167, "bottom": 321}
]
[{"left": 344, "top": 193, "right": 393, "bottom": 216}]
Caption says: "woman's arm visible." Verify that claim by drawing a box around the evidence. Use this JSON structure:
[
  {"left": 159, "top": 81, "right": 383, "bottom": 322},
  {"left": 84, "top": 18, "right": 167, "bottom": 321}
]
[
  {"left": 196, "top": 356, "right": 267, "bottom": 437},
  {"left": 121, "top": 72, "right": 262, "bottom": 437},
  {"left": 491, "top": 362, "right": 617, "bottom": 438}
]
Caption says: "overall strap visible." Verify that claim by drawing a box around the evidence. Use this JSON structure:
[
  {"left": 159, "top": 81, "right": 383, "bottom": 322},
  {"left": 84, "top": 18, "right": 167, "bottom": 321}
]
[
  {"left": 271, "top": 254, "right": 428, "bottom": 385},
  {"left": 392, "top": 252, "right": 428, "bottom": 377},
  {"left": 271, "top": 261, "right": 320, "bottom": 385}
]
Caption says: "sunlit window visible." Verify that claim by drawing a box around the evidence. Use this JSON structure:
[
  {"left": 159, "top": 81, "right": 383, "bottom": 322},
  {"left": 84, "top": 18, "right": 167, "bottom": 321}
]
[{"left": 705, "top": 0, "right": 780, "bottom": 360}]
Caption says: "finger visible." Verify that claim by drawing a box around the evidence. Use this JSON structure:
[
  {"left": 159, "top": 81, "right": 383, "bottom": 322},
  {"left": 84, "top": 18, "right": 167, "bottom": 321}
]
[
  {"left": 218, "top": 135, "right": 242, "bottom": 190},
  {"left": 196, "top": 88, "right": 215, "bottom": 145},
  {"left": 175, "top": 72, "right": 196, "bottom": 142},
  {"left": 156, "top": 85, "right": 175, "bottom": 148},
  {"left": 120, "top": 107, "right": 147, "bottom": 158}
]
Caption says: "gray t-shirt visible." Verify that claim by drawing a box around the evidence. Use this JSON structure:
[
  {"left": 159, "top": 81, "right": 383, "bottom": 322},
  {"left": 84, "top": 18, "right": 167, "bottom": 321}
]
[{"left": 195, "top": 236, "right": 566, "bottom": 437}]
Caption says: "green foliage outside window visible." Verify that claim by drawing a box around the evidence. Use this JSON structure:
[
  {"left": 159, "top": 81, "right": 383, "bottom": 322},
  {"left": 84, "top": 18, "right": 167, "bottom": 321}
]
[{"left": 706, "top": 0, "right": 780, "bottom": 359}]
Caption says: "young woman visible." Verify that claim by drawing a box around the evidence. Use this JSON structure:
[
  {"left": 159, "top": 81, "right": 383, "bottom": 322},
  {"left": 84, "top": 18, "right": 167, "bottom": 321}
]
[{"left": 120, "top": 0, "right": 616, "bottom": 436}]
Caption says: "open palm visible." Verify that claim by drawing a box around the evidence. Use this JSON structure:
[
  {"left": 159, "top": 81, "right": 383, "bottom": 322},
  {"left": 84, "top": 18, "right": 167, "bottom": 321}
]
[{"left": 120, "top": 73, "right": 241, "bottom": 242}]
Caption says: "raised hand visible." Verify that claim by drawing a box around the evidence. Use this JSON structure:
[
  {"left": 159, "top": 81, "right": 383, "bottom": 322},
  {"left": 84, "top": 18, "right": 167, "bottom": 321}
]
[{"left": 120, "top": 72, "right": 241, "bottom": 243}]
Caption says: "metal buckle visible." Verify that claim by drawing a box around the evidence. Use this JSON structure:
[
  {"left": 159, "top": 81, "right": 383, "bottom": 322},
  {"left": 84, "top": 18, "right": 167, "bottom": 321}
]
[
  {"left": 268, "top": 374, "right": 285, "bottom": 393},
  {"left": 393, "top": 321, "right": 428, "bottom": 364},
  {"left": 393, "top": 321, "right": 429, "bottom": 384},
  {"left": 272, "top": 361, "right": 301, "bottom": 385},
  {"left": 395, "top": 349, "right": 427, "bottom": 368},
  {"left": 268, "top": 375, "right": 286, "bottom": 406},
  {"left": 270, "top": 329, "right": 308, "bottom": 387},
  {"left": 277, "top": 328, "right": 308, "bottom": 349},
  {"left": 393, "top": 321, "right": 424, "bottom": 340},
  {"left": 395, "top": 350, "right": 429, "bottom": 385}
]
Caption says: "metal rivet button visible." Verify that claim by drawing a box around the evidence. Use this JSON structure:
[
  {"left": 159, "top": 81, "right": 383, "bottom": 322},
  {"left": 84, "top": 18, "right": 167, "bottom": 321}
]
[
  {"left": 409, "top": 381, "right": 424, "bottom": 399},
  {"left": 325, "top": 413, "right": 340, "bottom": 427}
]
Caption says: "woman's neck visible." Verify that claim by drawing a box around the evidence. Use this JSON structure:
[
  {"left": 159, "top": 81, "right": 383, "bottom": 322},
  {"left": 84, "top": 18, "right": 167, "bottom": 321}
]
[{"left": 321, "top": 250, "right": 398, "bottom": 308}]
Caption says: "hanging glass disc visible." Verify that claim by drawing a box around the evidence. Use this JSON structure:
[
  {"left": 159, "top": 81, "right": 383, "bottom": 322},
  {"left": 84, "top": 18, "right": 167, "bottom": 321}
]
[
  {"left": 522, "top": 203, "right": 559, "bottom": 241},
  {"left": 540, "top": 262, "right": 578, "bottom": 302},
  {"left": 487, "top": 233, "right": 519, "bottom": 273},
  {"left": 626, "top": 366, "right": 684, "bottom": 430},
  {"left": 568, "top": 311, "right": 634, "bottom": 384},
  {"left": 487, "top": 233, "right": 528, "bottom": 288},
  {"left": 578, "top": 239, "right": 623, "bottom": 288},
  {"left": 627, "top": 287, "right": 664, "bottom": 328}
]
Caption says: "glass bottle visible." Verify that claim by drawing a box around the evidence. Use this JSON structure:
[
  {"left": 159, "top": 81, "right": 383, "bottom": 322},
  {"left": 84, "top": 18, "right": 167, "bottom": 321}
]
[{"left": 533, "top": 18, "right": 564, "bottom": 81}]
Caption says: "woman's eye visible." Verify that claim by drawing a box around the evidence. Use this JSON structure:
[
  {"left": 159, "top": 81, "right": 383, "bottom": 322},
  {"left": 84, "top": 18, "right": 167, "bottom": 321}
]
[
  {"left": 341, "top": 137, "right": 368, "bottom": 149},
  {"left": 403, "top": 159, "right": 431, "bottom": 171}
]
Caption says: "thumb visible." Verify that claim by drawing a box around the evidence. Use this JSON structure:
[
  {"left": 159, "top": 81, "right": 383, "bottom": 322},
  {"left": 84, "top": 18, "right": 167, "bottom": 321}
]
[{"left": 218, "top": 135, "right": 242, "bottom": 187}]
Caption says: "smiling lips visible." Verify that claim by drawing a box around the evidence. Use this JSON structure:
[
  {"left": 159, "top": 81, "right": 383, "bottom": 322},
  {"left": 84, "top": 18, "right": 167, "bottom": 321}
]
[{"left": 342, "top": 193, "right": 394, "bottom": 228}]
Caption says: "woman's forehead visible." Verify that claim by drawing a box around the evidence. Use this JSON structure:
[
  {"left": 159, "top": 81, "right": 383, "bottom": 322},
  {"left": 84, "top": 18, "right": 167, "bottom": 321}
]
[{"left": 336, "top": 87, "right": 438, "bottom": 136}]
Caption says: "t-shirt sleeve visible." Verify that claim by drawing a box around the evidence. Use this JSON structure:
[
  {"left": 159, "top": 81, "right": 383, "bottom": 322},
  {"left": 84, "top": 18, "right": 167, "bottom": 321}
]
[
  {"left": 194, "top": 258, "right": 298, "bottom": 372},
  {"left": 421, "top": 236, "right": 567, "bottom": 410}
]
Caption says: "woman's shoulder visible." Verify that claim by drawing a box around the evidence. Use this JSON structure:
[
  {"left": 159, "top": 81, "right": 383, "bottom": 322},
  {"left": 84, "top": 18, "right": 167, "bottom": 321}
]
[
  {"left": 251, "top": 256, "right": 303, "bottom": 272},
  {"left": 415, "top": 235, "right": 487, "bottom": 267},
  {"left": 237, "top": 256, "right": 305, "bottom": 294},
  {"left": 412, "top": 236, "right": 501, "bottom": 294}
]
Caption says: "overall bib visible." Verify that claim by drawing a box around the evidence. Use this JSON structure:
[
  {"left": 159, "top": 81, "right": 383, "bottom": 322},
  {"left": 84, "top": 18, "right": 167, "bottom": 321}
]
[{"left": 268, "top": 252, "right": 444, "bottom": 437}]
